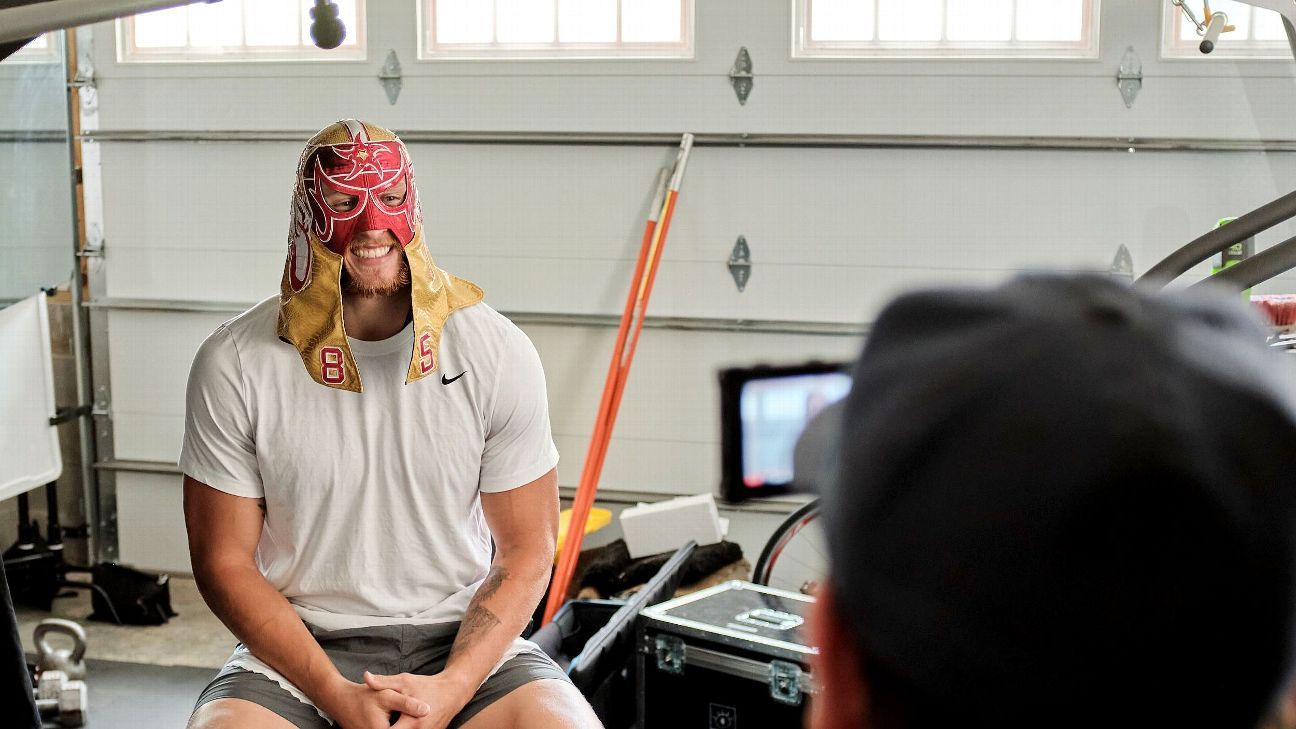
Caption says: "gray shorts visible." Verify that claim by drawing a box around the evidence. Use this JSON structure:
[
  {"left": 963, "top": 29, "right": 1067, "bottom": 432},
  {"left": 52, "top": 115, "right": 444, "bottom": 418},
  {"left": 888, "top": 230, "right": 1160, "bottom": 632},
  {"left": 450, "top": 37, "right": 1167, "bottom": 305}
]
[{"left": 192, "top": 621, "right": 571, "bottom": 729}]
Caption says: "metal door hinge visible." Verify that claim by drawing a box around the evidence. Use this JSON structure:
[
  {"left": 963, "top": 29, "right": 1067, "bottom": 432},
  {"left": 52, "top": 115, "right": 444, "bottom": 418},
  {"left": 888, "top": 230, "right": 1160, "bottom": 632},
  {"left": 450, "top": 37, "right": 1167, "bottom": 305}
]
[
  {"left": 729, "top": 47, "right": 753, "bottom": 106},
  {"left": 68, "top": 64, "right": 94, "bottom": 90},
  {"left": 93, "top": 385, "right": 111, "bottom": 418},
  {"left": 79, "top": 223, "right": 105, "bottom": 258},
  {"left": 1117, "top": 47, "right": 1142, "bottom": 109},
  {"left": 69, "top": 60, "right": 98, "bottom": 112},
  {"left": 769, "top": 661, "right": 803, "bottom": 706},
  {"left": 655, "top": 635, "right": 685, "bottom": 675},
  {"left": 379, "top": 50, "right": 402, "bottom": 106},
  {"left": 1109, "top": 244, "right": 1134, "bottom": 281},
  {"left": 728, "top": 236, "right": 751, "bottom": 292}
]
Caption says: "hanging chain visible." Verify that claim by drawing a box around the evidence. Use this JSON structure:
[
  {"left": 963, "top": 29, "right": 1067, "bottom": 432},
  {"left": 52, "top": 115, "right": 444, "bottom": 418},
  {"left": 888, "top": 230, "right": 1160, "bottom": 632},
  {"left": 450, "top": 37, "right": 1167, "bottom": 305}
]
[{"left": 1172, "top": 0, "right": 1209, "bottom": 35}]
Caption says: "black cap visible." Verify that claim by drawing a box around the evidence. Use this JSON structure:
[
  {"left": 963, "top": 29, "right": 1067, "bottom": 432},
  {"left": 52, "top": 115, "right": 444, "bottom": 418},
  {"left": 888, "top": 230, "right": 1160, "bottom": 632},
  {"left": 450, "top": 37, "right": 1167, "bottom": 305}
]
[{"left": 800, "top": 273, "right": 1296, "bottom": 727}]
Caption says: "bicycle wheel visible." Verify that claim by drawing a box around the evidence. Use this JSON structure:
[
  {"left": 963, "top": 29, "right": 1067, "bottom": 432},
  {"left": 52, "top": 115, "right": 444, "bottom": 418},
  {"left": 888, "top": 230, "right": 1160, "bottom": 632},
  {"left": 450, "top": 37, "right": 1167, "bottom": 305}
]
[{"left": 752, "top": 499, "right": 826, "bottom": 595}]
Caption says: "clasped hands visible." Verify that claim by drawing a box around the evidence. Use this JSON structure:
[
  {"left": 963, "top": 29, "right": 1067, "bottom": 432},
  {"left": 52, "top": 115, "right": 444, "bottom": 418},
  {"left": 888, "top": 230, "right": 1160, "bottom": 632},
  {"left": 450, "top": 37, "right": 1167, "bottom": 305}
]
[{"left": 321, "top": 670, "right": 473, "bottom": 729}]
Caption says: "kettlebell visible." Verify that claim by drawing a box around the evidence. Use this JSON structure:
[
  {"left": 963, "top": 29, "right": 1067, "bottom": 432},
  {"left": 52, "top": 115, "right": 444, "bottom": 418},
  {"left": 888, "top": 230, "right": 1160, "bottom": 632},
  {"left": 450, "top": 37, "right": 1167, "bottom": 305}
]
[{"left": 34, "top": 618, "right": 88, "bottom": 680}]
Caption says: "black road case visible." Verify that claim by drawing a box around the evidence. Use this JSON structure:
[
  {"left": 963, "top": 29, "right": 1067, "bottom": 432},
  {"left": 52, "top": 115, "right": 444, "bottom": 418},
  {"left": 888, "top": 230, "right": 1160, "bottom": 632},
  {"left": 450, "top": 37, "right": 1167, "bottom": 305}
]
[{"left": 636, "top": 580, "right": 816, "bottom": 729}]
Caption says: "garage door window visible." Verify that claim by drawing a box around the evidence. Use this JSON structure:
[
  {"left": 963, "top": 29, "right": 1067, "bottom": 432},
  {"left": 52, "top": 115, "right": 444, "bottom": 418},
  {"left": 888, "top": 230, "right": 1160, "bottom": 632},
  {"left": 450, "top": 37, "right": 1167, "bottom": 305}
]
[
  {"left": 795, "top": 0, "right": 1099, "bottom": 59},
  {"left": 421, "top": 0, "right": 694, "bottom": 59},
  {"left": 6, "top": 34, "right": 60, "bottom": 65},
  {"left": 118, "top": 0, "right": 365, "bottom": 63}
]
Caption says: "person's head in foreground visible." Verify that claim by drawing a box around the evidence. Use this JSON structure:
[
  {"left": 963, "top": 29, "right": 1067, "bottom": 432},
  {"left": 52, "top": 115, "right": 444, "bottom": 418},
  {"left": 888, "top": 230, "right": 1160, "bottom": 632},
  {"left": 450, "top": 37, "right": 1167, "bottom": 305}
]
[{"left": 802, "top": 273, "right": 1296, "bottom": 729}]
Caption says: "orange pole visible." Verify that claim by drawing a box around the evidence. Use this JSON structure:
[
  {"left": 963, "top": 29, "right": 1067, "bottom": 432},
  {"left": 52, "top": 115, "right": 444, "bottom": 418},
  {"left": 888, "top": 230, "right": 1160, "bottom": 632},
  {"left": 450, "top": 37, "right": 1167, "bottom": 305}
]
[
  {"left": 581, "top": 189, "right": 679, "bottom": 508},
  {"left": 542, "top": 134, "right": 694, "bottom": 623},
  {"left": 578, "top": 168, "right": 667, "bottom": 502},
  {"left": 542, "top": 168, "right": 668, "bottom": 624}
]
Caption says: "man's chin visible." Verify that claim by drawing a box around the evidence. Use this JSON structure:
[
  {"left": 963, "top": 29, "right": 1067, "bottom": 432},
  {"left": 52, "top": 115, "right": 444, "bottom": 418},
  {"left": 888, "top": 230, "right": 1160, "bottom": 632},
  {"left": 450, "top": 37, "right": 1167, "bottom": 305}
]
[
  {"left": 342, "top": 258, "right": 412, "bottom": 298},
  {"left": 342, "top": 270, "right": 411, "bottom": 298},
  {"left": 346, "top": 282, "right": 406, "bottom": 298}
]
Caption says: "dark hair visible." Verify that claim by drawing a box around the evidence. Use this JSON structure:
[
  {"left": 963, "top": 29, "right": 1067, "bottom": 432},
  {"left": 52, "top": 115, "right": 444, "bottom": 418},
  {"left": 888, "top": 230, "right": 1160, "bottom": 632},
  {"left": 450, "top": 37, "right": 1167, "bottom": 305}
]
[
  {"left": 858, "top": 645, "right": 961, "bottom": 729},
  {"left": 815, "top": 275, "right": 1296, "bottom": 729}
]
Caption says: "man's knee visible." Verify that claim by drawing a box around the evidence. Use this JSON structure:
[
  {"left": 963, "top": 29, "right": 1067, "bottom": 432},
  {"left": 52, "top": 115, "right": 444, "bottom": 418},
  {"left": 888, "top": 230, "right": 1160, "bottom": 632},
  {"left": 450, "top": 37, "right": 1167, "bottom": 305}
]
[
  {"left": 463, "top": 679, "right": 603, "bottom": 729},
  {"left": 188, "top": 698, "right": 298, "bottom": 729}
]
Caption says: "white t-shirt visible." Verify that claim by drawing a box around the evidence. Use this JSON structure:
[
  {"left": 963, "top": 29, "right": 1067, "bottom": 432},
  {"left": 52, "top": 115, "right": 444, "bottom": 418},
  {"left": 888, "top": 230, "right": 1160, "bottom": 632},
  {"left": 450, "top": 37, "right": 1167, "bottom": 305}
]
[{"left": 180, "top": 297, "right": 560, "bottom": 631}]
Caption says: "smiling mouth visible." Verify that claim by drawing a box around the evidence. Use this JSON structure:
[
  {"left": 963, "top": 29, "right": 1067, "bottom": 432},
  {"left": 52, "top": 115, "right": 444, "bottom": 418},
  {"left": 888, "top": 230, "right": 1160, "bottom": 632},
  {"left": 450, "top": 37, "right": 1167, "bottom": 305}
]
[{"left": 352, "top": 245, "right": 393, "bottom": 260}]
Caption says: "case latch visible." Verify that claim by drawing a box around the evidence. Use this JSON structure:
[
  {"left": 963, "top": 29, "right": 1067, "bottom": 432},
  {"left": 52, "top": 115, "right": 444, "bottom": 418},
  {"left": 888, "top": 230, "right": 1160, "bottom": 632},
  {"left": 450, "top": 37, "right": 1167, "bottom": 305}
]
[
  {"left": 769, "top": 660, "right": 803, "bottom": 706},
  {"left": 655, "top": 635, "right": 686, "bottom": 676}
]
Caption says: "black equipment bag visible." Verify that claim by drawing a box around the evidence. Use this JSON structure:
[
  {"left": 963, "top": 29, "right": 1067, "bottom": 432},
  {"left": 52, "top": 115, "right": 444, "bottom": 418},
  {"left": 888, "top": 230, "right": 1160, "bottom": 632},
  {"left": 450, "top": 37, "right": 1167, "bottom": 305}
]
[{"left": 88, "top": 563, "right": 177, "bottom": 626}]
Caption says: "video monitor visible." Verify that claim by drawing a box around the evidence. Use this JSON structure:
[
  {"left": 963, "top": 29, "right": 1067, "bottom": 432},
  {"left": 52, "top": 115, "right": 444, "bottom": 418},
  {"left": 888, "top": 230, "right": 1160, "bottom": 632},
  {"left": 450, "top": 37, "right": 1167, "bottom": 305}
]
[{"left": 718, "top": 362, "right": 851, "bottom": 503}]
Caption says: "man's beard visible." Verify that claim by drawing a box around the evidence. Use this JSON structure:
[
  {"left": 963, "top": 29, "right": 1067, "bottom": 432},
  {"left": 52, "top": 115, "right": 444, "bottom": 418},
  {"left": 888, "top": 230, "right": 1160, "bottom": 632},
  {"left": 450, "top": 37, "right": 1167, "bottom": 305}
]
[{"left": 341, "top": 255, "right": 412, "bottom": 298}]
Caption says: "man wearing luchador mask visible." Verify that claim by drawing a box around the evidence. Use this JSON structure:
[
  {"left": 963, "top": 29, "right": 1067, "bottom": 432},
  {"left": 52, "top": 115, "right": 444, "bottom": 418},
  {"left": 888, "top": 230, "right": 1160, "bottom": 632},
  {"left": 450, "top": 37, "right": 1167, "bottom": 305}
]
[{"left": 181, "top": 120, "right": 600, "bottom": 729}]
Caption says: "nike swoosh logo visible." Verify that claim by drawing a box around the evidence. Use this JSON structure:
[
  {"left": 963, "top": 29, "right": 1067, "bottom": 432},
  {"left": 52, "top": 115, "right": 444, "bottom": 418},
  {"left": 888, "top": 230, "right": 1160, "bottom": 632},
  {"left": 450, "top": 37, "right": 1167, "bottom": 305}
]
[{"left": 442, "top": 371, "right": 468, "bottom": 385}]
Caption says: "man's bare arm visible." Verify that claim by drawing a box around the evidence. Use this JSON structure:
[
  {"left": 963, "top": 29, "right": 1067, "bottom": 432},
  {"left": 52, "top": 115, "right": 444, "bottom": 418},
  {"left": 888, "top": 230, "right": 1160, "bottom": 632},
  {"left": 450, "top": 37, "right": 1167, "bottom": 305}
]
[
  {"left": 433, "top": 468, "right": 559, "bottom": 699},
  {"left": 183, "top": 476, "right": 427, "bottom": 726}
]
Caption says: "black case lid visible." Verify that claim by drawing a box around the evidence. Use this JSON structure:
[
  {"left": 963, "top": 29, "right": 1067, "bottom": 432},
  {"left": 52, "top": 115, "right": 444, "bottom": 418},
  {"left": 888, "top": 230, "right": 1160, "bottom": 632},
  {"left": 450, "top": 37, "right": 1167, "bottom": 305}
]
[{"left": 639, "top": 581, "right": 817, "bottom": 661}]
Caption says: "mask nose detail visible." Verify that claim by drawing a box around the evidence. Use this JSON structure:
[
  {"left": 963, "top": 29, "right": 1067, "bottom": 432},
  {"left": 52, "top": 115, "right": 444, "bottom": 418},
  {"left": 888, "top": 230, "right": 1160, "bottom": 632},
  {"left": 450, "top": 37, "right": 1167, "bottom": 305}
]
[{"left": 354, "top": 192, "right": 413, "bottom": 247}]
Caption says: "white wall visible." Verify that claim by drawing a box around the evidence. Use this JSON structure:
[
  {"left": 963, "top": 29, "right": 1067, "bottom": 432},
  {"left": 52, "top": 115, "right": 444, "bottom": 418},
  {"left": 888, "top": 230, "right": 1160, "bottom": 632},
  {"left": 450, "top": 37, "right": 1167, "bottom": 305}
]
[{"left": 84, "top": 0, "right": 1296, "bottom": 573}]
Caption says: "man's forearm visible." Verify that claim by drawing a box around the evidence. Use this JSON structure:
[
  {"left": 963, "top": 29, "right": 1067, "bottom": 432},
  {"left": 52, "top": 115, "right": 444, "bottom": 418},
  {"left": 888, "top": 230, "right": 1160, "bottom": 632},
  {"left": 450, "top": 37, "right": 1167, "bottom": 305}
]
[
  {"left": 195, "top": 562, "right": 345, "bottom": 703},
  {"left": 440, "top": 553, "right": 551, "bottom": 696}
]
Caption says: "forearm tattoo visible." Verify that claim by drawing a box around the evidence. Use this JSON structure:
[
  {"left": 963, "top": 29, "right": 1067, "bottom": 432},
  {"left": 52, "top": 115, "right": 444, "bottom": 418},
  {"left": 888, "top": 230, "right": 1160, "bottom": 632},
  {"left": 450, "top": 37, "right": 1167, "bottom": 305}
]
[{"left": 450, "top": 567, "right": 508, "bottom": 659}]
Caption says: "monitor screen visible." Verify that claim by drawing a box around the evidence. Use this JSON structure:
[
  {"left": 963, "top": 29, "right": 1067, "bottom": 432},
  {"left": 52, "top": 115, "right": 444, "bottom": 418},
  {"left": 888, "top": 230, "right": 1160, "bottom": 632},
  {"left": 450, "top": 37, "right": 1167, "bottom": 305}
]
[{"left": 719, "top": 362, "right": 850, "bottom": 502}]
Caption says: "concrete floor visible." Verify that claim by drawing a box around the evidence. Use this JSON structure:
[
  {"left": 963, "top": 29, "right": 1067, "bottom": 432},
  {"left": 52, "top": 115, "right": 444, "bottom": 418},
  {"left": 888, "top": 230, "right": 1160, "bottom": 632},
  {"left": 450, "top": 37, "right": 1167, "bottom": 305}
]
[
  {"left": 14, "top": 578, "right": 231, "bottom": 727},
  {"left": 36, "top": 658, "right": 218, "bottom": 728},
  {"left": 17, "top": 576, "right": 235, "bottom": 669}
]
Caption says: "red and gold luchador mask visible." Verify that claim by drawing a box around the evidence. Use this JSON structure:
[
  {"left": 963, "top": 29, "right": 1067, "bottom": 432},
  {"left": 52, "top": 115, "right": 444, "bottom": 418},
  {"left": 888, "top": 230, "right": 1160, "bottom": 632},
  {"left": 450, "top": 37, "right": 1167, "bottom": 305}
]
[
  {"left": 277, "top": 119, "right": 483, "bottom": 393},
  {"left": 305, "top": 134, "right": 418, "bottom": 254}
]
